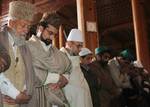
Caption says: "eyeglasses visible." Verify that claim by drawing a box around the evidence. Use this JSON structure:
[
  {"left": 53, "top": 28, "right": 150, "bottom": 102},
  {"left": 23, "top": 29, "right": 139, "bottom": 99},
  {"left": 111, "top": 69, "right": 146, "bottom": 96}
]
[
  {"left": 45, "top": 28, "right": 56, "bottom": 36},
  {"left": 18, "top": 20, "right": 31, "bottom": 30}
]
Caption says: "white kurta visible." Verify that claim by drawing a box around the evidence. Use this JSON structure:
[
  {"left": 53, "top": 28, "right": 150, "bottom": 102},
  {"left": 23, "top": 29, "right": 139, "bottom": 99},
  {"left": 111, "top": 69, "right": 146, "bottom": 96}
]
[{"left": 60, "top": 47, "right": 93, "bottom": 107}]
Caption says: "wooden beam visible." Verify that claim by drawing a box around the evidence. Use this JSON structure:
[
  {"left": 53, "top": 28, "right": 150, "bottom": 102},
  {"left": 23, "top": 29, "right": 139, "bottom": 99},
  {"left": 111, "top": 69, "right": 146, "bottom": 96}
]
[
  {"left": 102, "top": 22, "right": 133, "bottom": 36},
  {"left": 76, "top": 0, "right": 99, "bottom": 52},
  {"left": 59, "top": 25, "right": 66, "bottom": 48},
  {"left": 131, "top": 0, "right": 150, "bottom": 71}
]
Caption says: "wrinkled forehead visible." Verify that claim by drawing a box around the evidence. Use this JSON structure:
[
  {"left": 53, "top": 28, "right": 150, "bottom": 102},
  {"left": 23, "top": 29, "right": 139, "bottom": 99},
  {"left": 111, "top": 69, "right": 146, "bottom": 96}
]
[{"left": 46, "top": 24, "right": 58, "bottom": 34}]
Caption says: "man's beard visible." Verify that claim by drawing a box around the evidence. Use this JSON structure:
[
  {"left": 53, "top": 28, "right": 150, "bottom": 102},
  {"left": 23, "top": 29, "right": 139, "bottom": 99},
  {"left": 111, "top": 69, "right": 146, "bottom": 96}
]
[
  {"left": 99, "top": 60, "right": 108, "bottom": 67},
  {"left": 40, "top": 35, "right": 52, "bottom": 46},
  {"left": 11, "top": 28, "right": 26, "bottom": 46}
]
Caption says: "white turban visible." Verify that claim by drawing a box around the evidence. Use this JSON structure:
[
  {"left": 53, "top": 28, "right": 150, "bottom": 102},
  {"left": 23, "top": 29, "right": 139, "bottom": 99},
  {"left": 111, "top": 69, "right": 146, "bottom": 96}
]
[
  {"left": 67, "top": 29, "right": 84, "bottom": 42},
  {"left": 79, "top": 48, "right": 92, "bottom": 57}
]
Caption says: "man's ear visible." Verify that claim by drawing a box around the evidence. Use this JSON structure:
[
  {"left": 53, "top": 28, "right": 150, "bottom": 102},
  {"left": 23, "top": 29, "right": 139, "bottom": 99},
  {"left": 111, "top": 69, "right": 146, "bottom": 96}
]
[{"left": 8, "top": 19, "right": 16, "bottom": 28}]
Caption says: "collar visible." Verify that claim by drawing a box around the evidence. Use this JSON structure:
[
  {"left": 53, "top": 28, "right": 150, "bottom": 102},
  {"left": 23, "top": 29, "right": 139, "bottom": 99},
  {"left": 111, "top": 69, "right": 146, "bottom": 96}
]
[
  {"left": 8, "top": 32, "right": 15, "bottom": 47},
  {"left": 40, "top": 40, "right": 52, "bottom": 52}
]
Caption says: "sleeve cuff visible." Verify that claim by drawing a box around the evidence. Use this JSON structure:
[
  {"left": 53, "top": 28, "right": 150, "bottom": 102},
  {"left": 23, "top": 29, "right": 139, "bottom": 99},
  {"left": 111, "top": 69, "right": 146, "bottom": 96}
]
[
  {"left": 7, "top": 86, "right": 20, "bottom": 99},
  {"left": 44, "top": 72, "right": 60, "bottom": 85},
  {"left": 0, "top": 73, "right": 20, "bottom": 99}
]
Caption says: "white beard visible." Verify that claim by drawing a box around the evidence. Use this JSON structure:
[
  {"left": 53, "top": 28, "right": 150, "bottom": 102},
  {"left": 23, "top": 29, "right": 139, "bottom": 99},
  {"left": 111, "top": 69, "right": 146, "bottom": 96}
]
[{"left": 11, "top": 28, "right": 26, "bottom": 46}]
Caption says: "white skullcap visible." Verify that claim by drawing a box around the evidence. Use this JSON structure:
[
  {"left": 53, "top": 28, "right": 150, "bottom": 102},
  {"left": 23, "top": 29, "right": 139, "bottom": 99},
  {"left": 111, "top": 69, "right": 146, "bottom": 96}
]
[
  {"left": 67, "top": 29, "right": 84, "bottom": 42},
  {"left": 133, "top": 60, "right": 143, "bottom": 68},
  {"left": 9, "top": 1, "right": 35, "bottom": 21},
  {"left": 79, "top": 48, "right": 92, "bottom": 56}
]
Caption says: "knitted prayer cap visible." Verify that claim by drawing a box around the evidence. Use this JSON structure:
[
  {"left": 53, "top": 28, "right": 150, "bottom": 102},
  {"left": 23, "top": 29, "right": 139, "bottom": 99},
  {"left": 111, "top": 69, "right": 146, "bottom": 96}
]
[{"left": 9, "top": 1, "right": 35, "bottom": 21}]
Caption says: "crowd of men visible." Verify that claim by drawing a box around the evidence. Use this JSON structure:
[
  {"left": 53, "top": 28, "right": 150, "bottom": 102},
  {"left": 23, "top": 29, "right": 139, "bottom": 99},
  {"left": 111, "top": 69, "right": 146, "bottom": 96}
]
[
  {"left": 79, "top": 47, "right": 150, "bottom": 107},
  {"left": 0, "top": 1, "right": 149, "bottom": 107}
]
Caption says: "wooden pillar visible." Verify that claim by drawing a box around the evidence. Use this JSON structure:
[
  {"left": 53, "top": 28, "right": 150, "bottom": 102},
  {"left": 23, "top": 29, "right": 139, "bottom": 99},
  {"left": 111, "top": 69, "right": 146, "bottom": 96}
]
[
  {"left": 131, "top": 0, "right": 150, "bottom": 71},
  {"left": 53, "top": 34, "right": 59, "bottom": 49},
  {"left": 59, "top": 25, "right": 66, "bottom": 48},
  {"left": 76, "top": 0, "right": 99, "bottom": 52}
]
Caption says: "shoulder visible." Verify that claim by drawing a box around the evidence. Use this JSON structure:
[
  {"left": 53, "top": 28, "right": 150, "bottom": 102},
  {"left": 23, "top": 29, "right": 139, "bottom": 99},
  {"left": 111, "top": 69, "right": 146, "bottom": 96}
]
[
  {"left": 60, "top": 47, "right": 70, "bottom": 57},
  {"left": 60, "top": 47, "right": 66, "bottom": 53},
  {"left": 53, "top": 46, "right": 69, "bottom": 59},
  {"left": 27, "top": 36, "right": 39, "bottom": 48},
  {"left": 26, "top": 37, "right": 41, "bottom": 56}
]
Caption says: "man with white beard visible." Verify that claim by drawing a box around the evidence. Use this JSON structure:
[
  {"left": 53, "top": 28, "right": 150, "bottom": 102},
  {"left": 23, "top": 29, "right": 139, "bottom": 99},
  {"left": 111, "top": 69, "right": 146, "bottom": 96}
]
[
  {"left": 0, "top": 1, "right": 38, "bottom": 107},
  {"left": 60, "top": 29, "right": 93, "bottom": 107}
]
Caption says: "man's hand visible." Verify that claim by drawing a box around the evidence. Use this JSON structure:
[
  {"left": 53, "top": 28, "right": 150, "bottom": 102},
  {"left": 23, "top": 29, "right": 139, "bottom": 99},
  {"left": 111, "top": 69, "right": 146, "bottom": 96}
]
[
  {"left": 48, "top": 74, "right": 68, "bottom": 90},
  {"left": 57, "top": 74, "right": 68, "bottom": 88},
  {"left": 48, "top": 83, "right": 59, "bottom": 90},
  {"left": 3, "top": 91, "right": 31, "bottom": 105},
  {"left": 15, "top": 92, "right": 31, "bottom": 104},
  {"left": 3, "top": 95, "right": 16, "bottom": 105}
]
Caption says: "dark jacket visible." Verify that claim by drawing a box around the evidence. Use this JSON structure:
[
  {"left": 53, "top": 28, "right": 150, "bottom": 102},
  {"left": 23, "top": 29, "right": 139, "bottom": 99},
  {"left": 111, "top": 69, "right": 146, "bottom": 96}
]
[{"left": 80, "top": 64, "right": 101, "bottom": 107}]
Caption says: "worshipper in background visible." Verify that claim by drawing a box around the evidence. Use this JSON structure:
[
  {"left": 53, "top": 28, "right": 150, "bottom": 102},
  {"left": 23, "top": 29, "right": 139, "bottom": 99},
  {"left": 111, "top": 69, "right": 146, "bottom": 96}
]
[
  {"left": 0, "top": 1, "right": 39, "bottom": 107},
  {"left": 119, "top": 60, "right": 150, "bottom": 107},
  {"left": 60, "top": 29, "right": 93, "bottom": 107},
  {"left": 108, "top": 49, "right": 135, "bottom": 107},
  {"left": 133, "top": 60, "right": 150, "bottom": 84},
  {"left": 133, "top": 61, "right": 150, "bottom": 106},
  {"left": 79, "top": 48, "right": 101, "bottom": 107},
  {"left": 89, "top": 46, "right": 119, "bottom": 107},
  {"left": 108, "top": 49, "right": 133, "bottom": 92},
  {"left": 79, "top": 48, "right": 93, "bottom": 65},
  {"left": 94, "top": 46, "right": 112, "bottom": 62},
  {"left": 27, "top": 16, "right": 72, "bottom": 107}
]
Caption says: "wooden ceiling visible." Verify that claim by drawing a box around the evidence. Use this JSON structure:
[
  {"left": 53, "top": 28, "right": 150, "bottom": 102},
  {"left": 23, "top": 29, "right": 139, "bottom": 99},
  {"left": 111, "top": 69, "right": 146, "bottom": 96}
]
[
  {"left": 96, "top": 0, "right": 150, "bottom": 52},
  {"left": 54, "top": 0, "right": 150, "bottom": 52}
]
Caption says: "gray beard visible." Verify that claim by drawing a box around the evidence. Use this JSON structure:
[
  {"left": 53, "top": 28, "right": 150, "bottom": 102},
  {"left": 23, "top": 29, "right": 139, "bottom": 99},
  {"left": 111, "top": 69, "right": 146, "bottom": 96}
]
[
  {"left": 68, "top": 49, "right": 78, "bottom": 56},
  {"left": 10, "top": 28, "right": 26, "bottom": 46},
  {"left": 13, "top": 35, "right": 26, "bottom": 46}
]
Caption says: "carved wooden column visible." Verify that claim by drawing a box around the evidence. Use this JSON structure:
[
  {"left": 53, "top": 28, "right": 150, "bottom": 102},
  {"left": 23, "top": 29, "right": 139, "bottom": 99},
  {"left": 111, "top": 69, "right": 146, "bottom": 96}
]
[
  {"left": 76, "top": 0, "right": 99, "bottom": 52},
  {"left": 59, "top": 25, "right": 66, "bottom": 48},
  {"left": 53, "top": 34, "right": 59, "bottom": 49},
  {"left": 131, "top": 0, "right": 150, "bottom": 71}
]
